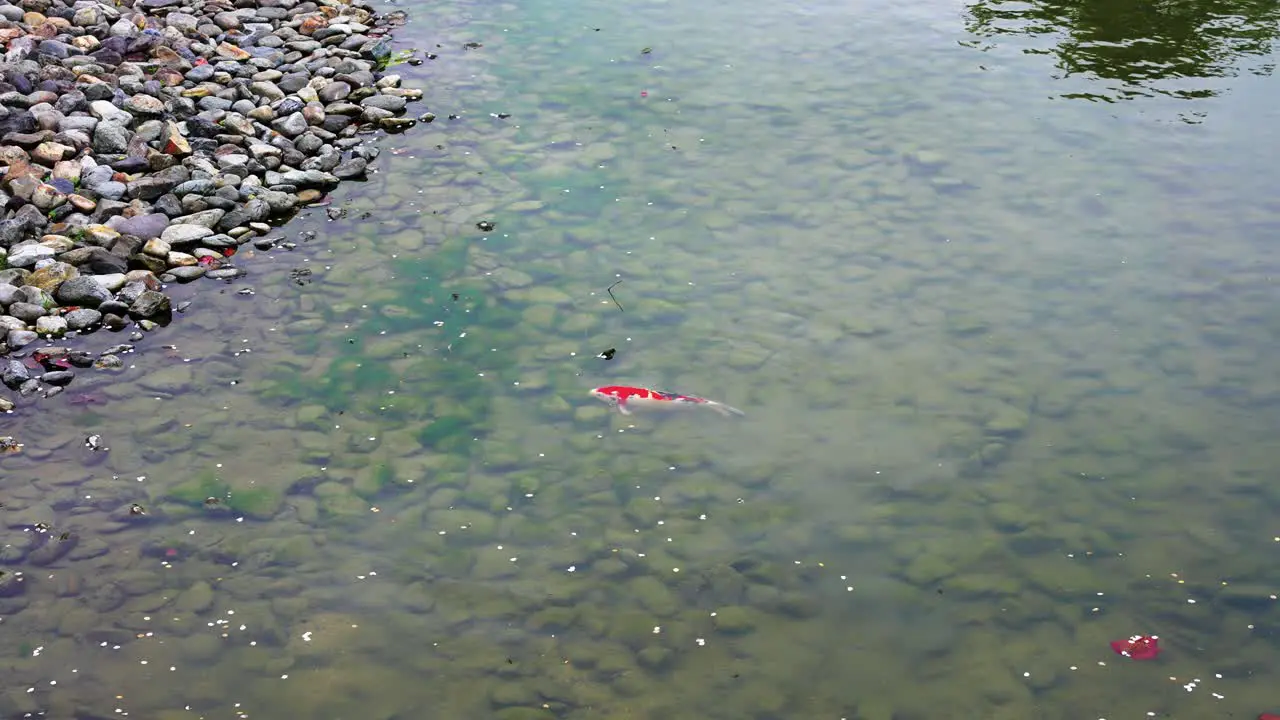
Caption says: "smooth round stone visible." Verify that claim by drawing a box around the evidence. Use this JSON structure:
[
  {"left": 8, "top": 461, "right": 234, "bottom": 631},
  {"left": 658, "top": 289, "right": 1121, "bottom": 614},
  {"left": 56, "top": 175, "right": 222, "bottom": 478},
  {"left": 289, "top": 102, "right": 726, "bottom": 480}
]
[
  {"left": 35, "top": 315, "right": 68, "bottom": 337},
  {"left": 41, "top": 370, "right": 74, "bottom": 386},
  {"left": 6, "top": 329, "right": 37, "bottom": 349},
  {"left": 65, "top": 308, "right": 103, "bottom": 330},
  {"left": 166, "top": 266, "right": 207, "bottom": 282}
]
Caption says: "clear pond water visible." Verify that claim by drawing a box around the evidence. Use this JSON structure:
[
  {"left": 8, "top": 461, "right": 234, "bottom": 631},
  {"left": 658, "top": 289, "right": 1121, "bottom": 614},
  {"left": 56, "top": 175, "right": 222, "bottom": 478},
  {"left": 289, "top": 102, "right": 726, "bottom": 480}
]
[{"left": 3, "top": 0, "right": 1280, "bottom": 718}]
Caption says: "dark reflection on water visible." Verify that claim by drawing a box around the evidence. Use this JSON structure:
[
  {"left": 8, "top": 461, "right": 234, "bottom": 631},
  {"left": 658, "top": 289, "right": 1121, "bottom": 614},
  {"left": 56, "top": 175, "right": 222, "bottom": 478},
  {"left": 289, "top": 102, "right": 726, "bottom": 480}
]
[{"left": 963, "top": 0, "right": 1280, "bottom": 104}]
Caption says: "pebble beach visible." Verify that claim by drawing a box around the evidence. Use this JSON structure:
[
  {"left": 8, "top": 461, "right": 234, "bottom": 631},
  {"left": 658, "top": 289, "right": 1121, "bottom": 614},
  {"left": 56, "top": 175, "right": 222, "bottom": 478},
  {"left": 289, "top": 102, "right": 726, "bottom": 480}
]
[{"left": 0, "top": 0, "right": 426, "bottom": 409}]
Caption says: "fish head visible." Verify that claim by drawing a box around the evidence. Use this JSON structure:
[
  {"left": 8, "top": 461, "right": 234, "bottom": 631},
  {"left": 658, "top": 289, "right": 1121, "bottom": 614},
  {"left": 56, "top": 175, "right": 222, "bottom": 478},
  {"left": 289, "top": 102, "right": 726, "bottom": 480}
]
[{"left": 589, "top": 386, "right": 617, "bottom": 404}]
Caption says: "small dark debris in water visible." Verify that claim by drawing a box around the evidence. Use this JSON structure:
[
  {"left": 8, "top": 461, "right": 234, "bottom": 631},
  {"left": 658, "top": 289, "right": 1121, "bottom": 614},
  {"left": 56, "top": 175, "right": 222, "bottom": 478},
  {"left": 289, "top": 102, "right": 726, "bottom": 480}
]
[
  {"left": 641, "top": 47, "right": 652, "bottom": 54},
  {"left": 237, "top": 288, "right": 255, "bottom": 296},
  {"left": 348, "top": 338, "right": 356, "bottom": 344},
  {"left": 359, "top": 211, "right": 373, "bottom": 220},
  {"left": 299, "top": 230, "right": 317, "bottom": 241},
  {"left": 463, "top": 42, "right": 483, "bottom": 50},
  {"left": 476, "top": 220, "right": 496, "bottom": 231},
  {"left": 278, "top": 241, "right": 298, "bottom": 251},
  {"left": 84, "top": 434, "right": 105, "bottom": 451},
  {"left": 129, "top": 504, "right": 146, "bottom": 516},
  {"left": 597, "top": 348, "right": 616, "bottom": 360},
  {"left": 448, "top": 114, "right": 459, "bottom": 120},
  {"left": 290, "top": 268, "right": 313, "bottom": 286},
  {"left": 176, "top": 301, "right": 192, "bottom": 313},
  {"left": 408, "top": 57, "right": 424, "bottom": 65},
  {"left": 492, "top": 112, "right": 511, "bottom": 120},
  {"left": 204, "top": 497, "right": 221, "bottom": 506},
  {"left": 58, "top": 532, "right": 71, "bottom": 542},
  {"left": 607, "top": 281, "right": 624, "bottom": 312},
  {"left": 33, "top": 522, "right": 50, "bottom": 532},
  {"left": 506, "top": 657, "right": 514, "bottom": 664},
  {"left": 451, "top": 293, "right": 460, "bottom": 301},
  {"left": 419, "top": 112, "right": 436, "bottom": 123}
]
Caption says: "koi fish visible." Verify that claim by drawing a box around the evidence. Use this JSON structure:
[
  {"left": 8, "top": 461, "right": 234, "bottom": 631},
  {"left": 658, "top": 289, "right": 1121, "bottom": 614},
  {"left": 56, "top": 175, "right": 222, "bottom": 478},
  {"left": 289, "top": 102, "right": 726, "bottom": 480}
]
[{"left": 590, "top": 385, "right": 744, "bottom": 417}]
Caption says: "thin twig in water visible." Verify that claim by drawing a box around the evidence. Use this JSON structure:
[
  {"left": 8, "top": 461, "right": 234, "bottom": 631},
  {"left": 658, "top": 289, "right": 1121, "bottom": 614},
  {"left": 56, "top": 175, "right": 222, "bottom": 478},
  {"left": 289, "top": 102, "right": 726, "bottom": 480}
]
[{"left": 607, "top": 281, "right": 624, "bottom": 312}]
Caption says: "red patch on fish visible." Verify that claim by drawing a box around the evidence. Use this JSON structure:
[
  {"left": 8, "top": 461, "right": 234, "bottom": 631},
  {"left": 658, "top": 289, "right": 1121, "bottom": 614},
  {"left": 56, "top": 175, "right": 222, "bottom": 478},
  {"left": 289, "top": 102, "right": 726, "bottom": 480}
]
[
  {"left": 1258, "top": 714, "right": 1280, "bottom": 720},
  {"left": 590, "top": 385, "right": 744, "bottom": 416},
  {"left": 594, "top": 385, "right": 700, "bottom": 404},
  {"left": 1110, "top": 635, "right": 1160, "bottom": 660}
]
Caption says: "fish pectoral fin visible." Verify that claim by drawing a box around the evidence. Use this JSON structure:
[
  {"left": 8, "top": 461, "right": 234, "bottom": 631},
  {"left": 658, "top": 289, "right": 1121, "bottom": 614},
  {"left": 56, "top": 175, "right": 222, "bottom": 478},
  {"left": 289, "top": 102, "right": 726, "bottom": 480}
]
[{"left": 616, "top": 402, "right": 633, "bottom": 416}]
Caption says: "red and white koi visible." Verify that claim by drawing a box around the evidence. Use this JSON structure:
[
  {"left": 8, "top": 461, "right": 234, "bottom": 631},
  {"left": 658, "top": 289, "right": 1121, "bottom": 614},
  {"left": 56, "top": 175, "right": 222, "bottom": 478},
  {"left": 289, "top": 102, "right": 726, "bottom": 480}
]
[{"left": 590, "top": 385, "right": 745, "bottom": 417}]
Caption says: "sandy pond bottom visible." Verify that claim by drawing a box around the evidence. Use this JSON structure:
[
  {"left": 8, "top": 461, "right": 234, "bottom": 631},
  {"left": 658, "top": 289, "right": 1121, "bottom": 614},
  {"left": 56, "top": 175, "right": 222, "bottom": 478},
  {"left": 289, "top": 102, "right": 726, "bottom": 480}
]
[{"left": 3, "top": 0, "right": 1280, "bottom": 717}]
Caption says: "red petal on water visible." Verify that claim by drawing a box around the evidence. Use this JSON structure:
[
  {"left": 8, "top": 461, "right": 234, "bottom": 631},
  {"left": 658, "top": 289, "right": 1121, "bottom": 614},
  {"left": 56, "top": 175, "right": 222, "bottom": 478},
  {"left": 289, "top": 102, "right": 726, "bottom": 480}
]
[
  {"left": 221, "top": 247, "right": 236, "bottom": 257},
  {"left": 640, "top": 90, "right": 648, "bottom": 97},
  {"left": 1257, "top": 714, "right": 1280, "bottom": 720},
  {"left": 1110, "top": 635, "right": 1161, "bottom": 660},
  {"left": 198, "top": 255, "right": 217, "bottom": 266}
]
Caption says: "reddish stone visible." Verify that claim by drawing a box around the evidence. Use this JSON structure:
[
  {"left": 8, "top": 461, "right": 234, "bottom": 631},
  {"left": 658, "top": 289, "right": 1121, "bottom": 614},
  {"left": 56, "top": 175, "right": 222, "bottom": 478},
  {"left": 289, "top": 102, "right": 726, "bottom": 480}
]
[{"left": 299, "top": 15, "right": 328, "bottom": 35}]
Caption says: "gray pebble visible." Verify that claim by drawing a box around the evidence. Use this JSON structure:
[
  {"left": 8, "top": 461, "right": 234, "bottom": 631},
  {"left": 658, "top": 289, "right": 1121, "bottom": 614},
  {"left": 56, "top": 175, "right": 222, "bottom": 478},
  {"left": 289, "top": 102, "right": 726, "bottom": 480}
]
[
  {"left": 2, "top": 360, "right": 30, "bottom": 389},
  {"left": 41, "top": 370, "right": 75, "bottom": 387},
  {"left": 167, "top": 266, "right": 207, "bottom": 282},
  {"left": 65, "top": 308, "right": 103, "bottom": 330},
  {"left": 55, "top": 277, "right": 112, "bottom": 308},
  {"left": 35, "top": 315, "right": 68, "bottom": 337},
  {"left": 6, "top": 329, "right": 37, "bottom": 350},
  {"left": 7, "top": 302, "right": 46, "bottom": 324}
]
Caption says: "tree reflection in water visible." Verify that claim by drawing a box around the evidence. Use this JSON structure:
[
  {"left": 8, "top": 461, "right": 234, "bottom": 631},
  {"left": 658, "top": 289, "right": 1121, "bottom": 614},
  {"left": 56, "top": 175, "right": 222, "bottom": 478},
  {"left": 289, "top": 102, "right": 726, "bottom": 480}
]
[{"left": 962, "top": 0, "right": 1280, "bottom": 109}]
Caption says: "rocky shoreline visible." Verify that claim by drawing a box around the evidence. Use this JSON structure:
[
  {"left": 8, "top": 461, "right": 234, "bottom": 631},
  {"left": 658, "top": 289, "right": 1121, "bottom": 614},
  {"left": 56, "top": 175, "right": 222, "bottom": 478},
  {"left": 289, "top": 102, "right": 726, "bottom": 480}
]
[{"left": 0, "top": 0, "right": 428, "bottom": 410}]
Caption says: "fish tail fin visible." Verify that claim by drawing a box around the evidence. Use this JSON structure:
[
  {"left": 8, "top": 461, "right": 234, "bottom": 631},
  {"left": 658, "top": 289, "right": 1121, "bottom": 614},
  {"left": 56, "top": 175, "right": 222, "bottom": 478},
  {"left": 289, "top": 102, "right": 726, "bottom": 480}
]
[{"left": 707, "top": 400, "right": 745, "bottom": 417}]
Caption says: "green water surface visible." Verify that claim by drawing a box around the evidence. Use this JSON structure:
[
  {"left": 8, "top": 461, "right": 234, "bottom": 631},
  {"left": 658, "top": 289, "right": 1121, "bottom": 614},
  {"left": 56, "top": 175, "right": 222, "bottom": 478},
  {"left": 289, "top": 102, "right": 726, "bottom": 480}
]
[{"left": 2, "top": 0, "right": 1280, "bottom": 718}]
